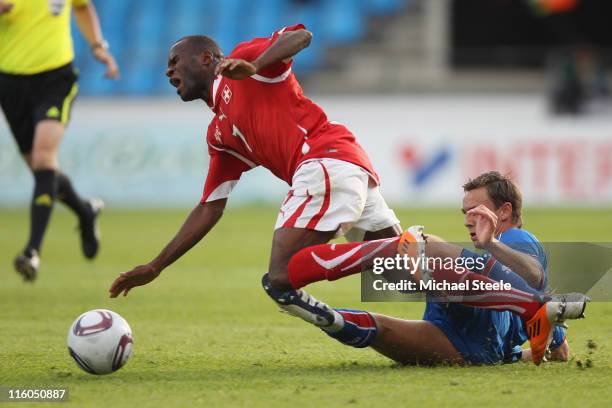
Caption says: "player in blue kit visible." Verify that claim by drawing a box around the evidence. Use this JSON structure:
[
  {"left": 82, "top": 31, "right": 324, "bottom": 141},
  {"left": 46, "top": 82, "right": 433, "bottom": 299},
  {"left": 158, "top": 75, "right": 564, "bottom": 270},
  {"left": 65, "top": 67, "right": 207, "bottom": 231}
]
[
  {"left": 420, "top": 176, "right": 568, "bottom": 364},
  {"left": 281, "top": 171, "right": 578, "bottom": 365}
]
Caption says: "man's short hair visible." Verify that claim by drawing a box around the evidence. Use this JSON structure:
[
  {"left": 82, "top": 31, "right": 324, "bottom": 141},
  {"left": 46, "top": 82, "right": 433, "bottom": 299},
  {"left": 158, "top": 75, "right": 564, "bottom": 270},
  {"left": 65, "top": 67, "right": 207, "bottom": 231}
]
[
  {"left": 173, "top": 35, "right": 223, "bottom": 58},
  {"left": 463, "top": 171, "right": 522, "bottom": 225}
]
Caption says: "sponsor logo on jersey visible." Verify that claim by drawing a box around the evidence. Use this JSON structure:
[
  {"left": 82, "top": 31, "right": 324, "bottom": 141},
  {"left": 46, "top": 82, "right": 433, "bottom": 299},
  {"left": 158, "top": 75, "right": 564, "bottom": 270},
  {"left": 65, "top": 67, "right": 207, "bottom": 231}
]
[{"left": 214, "top": 124, "right": 222, "bottom": 143}]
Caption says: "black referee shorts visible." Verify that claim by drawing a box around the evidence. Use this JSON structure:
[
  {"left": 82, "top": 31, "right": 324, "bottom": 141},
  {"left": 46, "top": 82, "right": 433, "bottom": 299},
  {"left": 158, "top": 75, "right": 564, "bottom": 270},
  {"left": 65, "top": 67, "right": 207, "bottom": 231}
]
[{"left": 0, "top": 63, "right": 79, "bottom": 154}]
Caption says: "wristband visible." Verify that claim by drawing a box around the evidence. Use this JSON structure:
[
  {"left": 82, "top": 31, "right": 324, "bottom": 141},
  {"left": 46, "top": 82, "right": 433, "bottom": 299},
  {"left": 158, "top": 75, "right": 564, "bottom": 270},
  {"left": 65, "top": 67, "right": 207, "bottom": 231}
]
[{"left": 91, "top": 40, "right": 109, "bottom": 52}]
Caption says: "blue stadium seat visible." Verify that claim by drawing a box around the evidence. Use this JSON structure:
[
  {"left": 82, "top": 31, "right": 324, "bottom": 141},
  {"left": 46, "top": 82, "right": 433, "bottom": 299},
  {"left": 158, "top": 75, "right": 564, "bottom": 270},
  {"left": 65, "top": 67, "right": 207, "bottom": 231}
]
[
  {"left": 121, "top": 0, "right": 168, "bottom": 94},
  {"left": 166, "top": 0, "right": 207, "bottom": 39},
  {"left": 278, "top": 1, "right": 324, "bottom": 72},
  {"left": 321, "top": 0, "right": 365, "bottom": 44},
  {"left": 72, "top": 0, "right": 400, "bottom": 95},
  {"left": 243, "top": 0, "right": 285, "bottom": 40},
  {"left": 364, "top": 0, "right": 404, "bottom": 15},
  {"left": 209, "top": 0, "right": 243, "bottom": 52}
]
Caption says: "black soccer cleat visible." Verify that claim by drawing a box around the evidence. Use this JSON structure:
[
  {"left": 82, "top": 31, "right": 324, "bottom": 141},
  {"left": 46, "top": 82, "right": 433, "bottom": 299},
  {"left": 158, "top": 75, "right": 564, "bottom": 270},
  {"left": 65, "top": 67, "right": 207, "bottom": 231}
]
[
  {"left": 14, "top": 248, "right": 40, "bottom": 282},
  {"left": 79, "top": 198, "right": 104, "bottom": 260},
  {"left": 261, "top": 273, "right": 340, "bottom": 328}
]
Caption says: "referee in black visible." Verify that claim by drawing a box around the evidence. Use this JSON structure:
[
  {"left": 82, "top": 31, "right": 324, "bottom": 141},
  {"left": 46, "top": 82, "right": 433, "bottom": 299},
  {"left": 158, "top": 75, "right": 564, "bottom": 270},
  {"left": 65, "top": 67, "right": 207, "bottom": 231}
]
[{"left": 0, "top": 0, "right": 119, "bottom": 281}]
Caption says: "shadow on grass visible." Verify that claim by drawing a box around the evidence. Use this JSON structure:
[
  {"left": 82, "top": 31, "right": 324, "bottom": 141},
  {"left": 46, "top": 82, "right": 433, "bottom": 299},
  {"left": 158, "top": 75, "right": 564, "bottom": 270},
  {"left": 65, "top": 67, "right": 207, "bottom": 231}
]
[{"left": 54, "top": 359, "right": 504, "bottom": 385}]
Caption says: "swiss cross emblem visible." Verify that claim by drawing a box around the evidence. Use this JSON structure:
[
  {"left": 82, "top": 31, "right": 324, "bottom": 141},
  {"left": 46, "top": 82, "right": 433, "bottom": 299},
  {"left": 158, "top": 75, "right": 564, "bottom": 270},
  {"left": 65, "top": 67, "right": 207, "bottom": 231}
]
[{"left": 222, "top": 85, "right": 232, "bottom": 104}]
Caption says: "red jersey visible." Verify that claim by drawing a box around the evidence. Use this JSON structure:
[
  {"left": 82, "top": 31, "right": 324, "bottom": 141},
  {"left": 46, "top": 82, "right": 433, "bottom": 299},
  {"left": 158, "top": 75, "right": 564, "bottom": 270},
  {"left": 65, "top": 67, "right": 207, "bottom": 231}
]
[{"left": 201, "top": 24, "right": 378, "bottom": 203}]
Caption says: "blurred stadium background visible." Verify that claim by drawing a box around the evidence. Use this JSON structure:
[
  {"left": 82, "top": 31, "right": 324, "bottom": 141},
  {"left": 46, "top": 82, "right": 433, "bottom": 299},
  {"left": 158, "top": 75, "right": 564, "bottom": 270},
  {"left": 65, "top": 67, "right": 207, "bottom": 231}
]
[
  {"left": 2, "top": 2, "right": 612, "bottom": 406},
  {"left": 1, "top": 0, "right": 611, "bottom": 208}
]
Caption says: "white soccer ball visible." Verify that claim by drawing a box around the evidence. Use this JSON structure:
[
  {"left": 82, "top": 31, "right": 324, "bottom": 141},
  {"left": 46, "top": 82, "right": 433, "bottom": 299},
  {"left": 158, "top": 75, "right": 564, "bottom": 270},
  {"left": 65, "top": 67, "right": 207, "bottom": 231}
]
[{"left": 67, "top": 309, "right": 133, "bottom": 375}]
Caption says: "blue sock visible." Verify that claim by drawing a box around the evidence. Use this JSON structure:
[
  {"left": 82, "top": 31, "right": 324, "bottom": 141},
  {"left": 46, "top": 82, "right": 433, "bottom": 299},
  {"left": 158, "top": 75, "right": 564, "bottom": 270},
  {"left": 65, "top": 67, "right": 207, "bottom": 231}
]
[{"left": 323, "top": 309, "right": 378, "bottom": 348}]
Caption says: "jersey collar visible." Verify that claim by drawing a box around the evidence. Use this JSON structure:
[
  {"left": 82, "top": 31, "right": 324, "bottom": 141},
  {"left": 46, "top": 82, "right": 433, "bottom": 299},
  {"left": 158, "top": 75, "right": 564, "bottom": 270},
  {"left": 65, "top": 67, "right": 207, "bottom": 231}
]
[{"left": 208, "top": 75, "right": 222, "bottom": 110}]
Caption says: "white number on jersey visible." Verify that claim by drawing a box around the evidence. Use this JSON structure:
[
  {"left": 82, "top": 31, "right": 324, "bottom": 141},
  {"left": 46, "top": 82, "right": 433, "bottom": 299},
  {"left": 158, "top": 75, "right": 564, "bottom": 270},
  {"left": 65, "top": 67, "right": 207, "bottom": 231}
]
[{"left": 232, "top": 124, "right": 253, "bottom": 152}]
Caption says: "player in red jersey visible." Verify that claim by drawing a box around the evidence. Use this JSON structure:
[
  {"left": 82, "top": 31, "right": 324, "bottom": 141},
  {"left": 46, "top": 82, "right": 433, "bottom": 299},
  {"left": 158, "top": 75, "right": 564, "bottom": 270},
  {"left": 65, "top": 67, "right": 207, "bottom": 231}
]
[
  {"left": 108, "top": 26, "right": 587, "bottom": 364},
  {"left": 109, "top": 24, "right": 401, "bottom": 299}
]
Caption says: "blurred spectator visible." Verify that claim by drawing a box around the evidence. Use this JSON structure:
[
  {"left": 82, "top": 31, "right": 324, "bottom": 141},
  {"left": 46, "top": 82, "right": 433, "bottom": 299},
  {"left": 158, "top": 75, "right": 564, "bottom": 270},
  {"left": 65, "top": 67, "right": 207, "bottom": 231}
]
[{"left": 529, "top": 0, "right": 608, "bottom": 114}]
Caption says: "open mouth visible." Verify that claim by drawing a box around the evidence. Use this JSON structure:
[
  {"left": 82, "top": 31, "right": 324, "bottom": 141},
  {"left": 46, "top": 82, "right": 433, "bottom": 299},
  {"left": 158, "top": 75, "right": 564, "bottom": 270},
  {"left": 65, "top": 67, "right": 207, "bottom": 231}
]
[
  {"left": 170, "top": 77, "right": 182, "bottom": 92},
  {"left": 469, "top": 232, "right": 477, "bottom": 241}
]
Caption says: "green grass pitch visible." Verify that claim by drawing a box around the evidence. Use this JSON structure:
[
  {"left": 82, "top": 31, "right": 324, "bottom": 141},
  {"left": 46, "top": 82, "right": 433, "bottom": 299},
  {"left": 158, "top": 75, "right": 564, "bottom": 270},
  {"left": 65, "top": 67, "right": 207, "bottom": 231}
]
[{"left": 1, "top": 207, "right": 611, "bottom": 407}]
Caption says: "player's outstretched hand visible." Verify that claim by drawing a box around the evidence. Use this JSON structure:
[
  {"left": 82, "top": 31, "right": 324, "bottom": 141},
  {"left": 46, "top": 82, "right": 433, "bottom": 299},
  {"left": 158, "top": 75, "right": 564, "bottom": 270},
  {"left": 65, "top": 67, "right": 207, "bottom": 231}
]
[
  {"left": 109, "top": 264, "right": 160, "bottom": 298},
  {"left": 0, "top": 1, "right": 14, "bottom": 14},
  {"left": 215, "top": 58, "right": 257, "bottom": 80},
  {"left": 467, "top": 204, "right": 497, "bottom": 248},
  {"left": 92, "top": 47, "right": 120, "bottom": 79}
]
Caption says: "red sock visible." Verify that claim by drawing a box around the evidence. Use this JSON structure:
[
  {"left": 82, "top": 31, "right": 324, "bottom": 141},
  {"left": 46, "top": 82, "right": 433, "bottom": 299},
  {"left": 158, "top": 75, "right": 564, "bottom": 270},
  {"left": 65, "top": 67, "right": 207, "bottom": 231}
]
[
  {"left": 287, "top": 237, "right": 400, "bottom": 289},
  {"left": 430, "top": 265, "right": 542, "bottom": 320},
  {"left": 287, "top": 238, "right": 543, "bottom": 320}
]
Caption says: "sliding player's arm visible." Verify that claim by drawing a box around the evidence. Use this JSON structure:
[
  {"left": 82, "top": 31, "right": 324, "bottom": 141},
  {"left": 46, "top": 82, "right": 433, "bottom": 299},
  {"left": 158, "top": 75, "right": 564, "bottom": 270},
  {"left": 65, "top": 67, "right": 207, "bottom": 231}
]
[
  {"left": 215, "top": 26, "right": 312, "bottom": 80},
  {"left": 468, "top": 205, "right": 544, "bottom": 288},
  {"left": 108, "top": 199, "right": 226, "bottom": 298},
  {"left": 481, "top": 238, "right": 544, "bottom": 288},
  {"left": 73, "top": 0, "right": 119, "bottom": 79}
]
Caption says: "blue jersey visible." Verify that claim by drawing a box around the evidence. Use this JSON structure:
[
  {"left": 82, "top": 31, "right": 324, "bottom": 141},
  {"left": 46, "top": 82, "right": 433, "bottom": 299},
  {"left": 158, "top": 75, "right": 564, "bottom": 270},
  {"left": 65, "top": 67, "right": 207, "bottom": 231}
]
[{"left": 422, "top": 228, "right": 566, "bottom": 364}]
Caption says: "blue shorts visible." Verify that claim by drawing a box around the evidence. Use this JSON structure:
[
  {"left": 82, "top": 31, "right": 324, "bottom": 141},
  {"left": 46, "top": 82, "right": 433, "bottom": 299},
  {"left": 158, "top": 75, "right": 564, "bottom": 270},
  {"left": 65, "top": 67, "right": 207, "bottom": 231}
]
[{"left": 424, "top": 301, "right": 566, "bottom": 365}]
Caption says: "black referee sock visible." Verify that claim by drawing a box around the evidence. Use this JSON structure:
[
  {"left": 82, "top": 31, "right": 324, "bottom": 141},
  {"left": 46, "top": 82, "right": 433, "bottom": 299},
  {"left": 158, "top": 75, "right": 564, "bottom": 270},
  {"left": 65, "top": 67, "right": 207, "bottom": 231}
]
[
  {"left": 56, "top": 172, "right": 90, "bottom": 221},
  {"left": 26, "top": 169, "right": 57, "bottom": 253}
]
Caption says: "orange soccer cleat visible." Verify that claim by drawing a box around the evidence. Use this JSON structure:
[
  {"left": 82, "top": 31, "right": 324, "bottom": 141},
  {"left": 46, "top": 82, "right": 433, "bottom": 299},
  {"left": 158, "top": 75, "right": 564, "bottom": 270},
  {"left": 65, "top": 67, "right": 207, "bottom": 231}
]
[
  {"left": 397, "top": 225, "right": 427, "bottom": 283},
  {"left": 526, "top": 304, "right": 554, "bottom": 365},
  {"left": 526, "top": 293, "right": 588, "bottom": 365}
]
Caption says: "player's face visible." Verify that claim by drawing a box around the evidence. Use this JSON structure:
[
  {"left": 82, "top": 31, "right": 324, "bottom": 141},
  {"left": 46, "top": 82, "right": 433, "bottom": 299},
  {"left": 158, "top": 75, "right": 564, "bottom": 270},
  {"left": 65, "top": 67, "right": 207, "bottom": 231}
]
[
  {"left": 462, "top": 187, "right": 499, "bottom": 242},
  {"left": 166, "top": 45, "right": 211, "bottom": 102}
]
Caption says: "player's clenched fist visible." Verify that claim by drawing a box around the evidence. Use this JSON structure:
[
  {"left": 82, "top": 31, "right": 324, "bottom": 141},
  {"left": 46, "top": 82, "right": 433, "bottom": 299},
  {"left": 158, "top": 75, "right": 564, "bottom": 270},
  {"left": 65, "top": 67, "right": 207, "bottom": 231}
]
[
  {"left": 109, "top": 264, "right": 160, "bottom": 298},
  {"left": 215, "top": 58, "right": 258, "bottom": 80}
]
